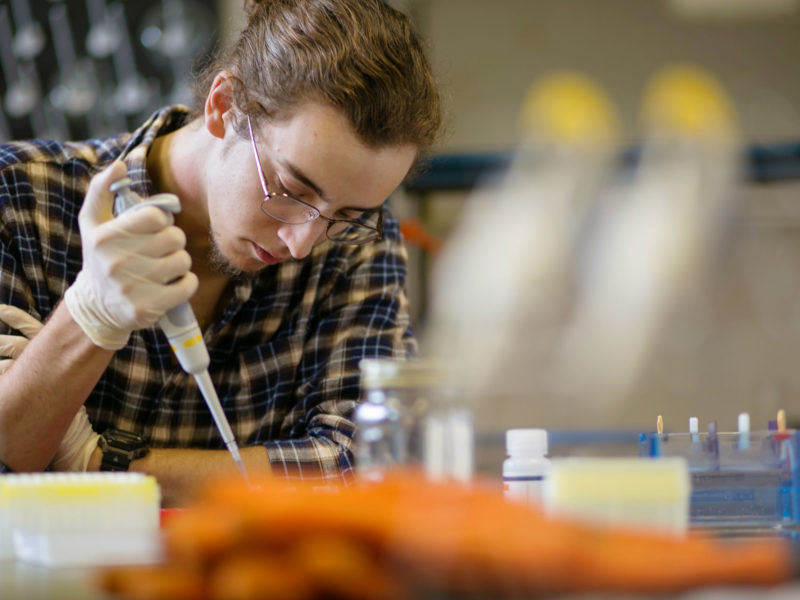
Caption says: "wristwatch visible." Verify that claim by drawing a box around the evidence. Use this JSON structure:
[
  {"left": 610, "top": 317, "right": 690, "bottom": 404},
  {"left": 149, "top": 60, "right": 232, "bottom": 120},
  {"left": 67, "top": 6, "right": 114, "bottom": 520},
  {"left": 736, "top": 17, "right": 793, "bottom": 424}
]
[{"left": 98, "top": 428, "right": 149, "bottom": 472}]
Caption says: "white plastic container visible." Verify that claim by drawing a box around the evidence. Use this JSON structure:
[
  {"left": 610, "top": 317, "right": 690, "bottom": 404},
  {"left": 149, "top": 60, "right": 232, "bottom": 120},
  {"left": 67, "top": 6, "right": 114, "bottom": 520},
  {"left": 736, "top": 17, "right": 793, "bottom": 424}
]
[
  {"left": 503, "top": 428, "right": 551, "bottom": 506},
  {"left": 0, "top": 472, "right": 162, "bottom": 566},
  {"left": 543, "top": 457, "right": 690, "bottom": 534}
]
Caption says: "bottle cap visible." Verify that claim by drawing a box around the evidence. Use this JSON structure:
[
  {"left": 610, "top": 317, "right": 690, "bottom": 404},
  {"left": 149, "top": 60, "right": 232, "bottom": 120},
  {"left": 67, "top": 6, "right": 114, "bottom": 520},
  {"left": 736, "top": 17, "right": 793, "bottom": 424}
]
[{"left": 506, "top": 428, "right": 548, "bottom": 457}]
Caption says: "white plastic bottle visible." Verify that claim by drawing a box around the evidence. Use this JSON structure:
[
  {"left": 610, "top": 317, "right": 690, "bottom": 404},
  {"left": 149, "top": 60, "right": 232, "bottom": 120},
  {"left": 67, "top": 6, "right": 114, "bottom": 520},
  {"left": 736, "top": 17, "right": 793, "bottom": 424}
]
[{"left": 503, "top": 429, "right": 551, "bottom": 506}]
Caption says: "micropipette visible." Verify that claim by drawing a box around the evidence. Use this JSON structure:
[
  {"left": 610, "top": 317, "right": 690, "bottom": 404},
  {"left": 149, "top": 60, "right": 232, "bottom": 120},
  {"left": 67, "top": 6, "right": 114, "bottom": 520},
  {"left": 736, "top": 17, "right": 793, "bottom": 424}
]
[{"left": 109, "top": 177, "right": 248, "bottom": 480}]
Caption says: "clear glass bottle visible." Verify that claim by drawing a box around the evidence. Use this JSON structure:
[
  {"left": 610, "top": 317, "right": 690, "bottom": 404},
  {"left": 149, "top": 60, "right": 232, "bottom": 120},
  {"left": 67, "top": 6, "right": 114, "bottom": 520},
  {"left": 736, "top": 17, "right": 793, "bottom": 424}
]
[
  {"left": 423, "top": 382, "right": 473, "bottom": 483},
  {"left": 354, "top": 358, "right": 472, "bottom": 482}
]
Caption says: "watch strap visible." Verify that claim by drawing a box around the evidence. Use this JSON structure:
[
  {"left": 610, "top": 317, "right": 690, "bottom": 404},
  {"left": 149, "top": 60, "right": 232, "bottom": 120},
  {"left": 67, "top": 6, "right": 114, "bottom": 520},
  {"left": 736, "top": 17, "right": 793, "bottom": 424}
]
[{"left": 100, "top": 447, "right": 135, "bottom": 471}]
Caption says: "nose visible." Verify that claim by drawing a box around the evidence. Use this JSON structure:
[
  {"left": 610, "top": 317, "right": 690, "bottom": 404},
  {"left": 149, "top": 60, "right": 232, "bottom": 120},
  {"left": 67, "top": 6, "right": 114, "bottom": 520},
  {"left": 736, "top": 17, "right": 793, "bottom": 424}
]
[{"left": 278, "top": 220, "right": 326, "bottom": 259}]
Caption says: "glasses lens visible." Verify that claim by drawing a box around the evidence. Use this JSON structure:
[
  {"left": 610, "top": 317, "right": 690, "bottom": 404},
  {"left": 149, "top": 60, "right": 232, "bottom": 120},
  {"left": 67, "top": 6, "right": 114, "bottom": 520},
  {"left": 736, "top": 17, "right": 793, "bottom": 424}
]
[
  {"left": 262, "top": 194, "right": 381, "bottom": 245},
  {"left": 262, "top": 195, "right": 318, "bottom": 224},
  {"left": 326, "top": 211, "right": 381, "bottom": 244},
  {"left": 327, "top": 224, "right": 380, "bottom": 244}
]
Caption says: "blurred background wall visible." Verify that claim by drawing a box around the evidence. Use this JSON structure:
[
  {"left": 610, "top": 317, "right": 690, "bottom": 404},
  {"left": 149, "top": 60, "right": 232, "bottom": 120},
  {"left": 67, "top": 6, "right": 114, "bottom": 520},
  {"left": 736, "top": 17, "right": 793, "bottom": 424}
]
[
  {"left": 419, "top": 0, "right": 800, "bottom": 150},
  {"left": 0, "top": 0, "right": 219, "bottom": 141}
]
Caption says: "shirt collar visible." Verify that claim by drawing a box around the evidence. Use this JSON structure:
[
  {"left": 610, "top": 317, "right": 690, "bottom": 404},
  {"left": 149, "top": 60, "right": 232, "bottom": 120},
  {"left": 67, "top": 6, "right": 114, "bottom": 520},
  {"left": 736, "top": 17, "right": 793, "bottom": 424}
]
[{"left": 118, "top": 105, "right": 192, "bottom": 198}]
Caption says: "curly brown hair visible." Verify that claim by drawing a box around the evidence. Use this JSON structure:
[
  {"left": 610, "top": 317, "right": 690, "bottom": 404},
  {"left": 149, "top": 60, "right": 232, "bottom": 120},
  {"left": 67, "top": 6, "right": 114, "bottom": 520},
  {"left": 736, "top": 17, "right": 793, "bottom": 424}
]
[{"left": 192, "top": 0, "right": 442, "bottom": 153}]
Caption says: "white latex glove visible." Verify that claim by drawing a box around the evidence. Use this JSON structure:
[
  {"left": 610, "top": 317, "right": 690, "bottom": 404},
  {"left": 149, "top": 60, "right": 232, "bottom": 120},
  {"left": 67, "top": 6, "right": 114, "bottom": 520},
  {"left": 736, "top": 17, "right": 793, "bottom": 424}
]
[
  {"left": 0, "top": 303, "right": 43, "bottom": 374},
  {"left": 0, "top": 304, "right": 99, "bottom": 471},
  {"left": 64, "top": 161, "right": 198, "bottom": 349}
]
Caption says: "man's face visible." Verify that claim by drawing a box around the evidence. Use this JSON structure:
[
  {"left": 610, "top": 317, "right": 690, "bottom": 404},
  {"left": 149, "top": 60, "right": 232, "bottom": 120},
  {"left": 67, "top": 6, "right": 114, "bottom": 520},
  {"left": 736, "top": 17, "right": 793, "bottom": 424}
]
[{"left": 204, "top": 101, "right": 417, "bottom": 275}]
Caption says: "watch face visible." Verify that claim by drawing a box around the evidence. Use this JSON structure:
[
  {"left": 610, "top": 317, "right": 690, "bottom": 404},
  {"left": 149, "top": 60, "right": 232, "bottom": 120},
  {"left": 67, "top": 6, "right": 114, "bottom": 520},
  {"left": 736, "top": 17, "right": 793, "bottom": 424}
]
[
  {"left": 103, "top": 429, "right": 146, "bottom": 451},
  {"left": 99, "top": 428, "right": 148, "bottom": 472}
]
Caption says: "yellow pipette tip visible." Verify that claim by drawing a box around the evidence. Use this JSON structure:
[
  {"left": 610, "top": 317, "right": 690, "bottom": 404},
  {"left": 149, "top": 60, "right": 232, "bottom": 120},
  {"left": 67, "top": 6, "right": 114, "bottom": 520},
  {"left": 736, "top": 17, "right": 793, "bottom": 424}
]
[
  {"left": 519, "top": 71, "right": 621, "bottom": 146},
  {"left": 641, "top": 63, "right": 738, "bottom": 140}
]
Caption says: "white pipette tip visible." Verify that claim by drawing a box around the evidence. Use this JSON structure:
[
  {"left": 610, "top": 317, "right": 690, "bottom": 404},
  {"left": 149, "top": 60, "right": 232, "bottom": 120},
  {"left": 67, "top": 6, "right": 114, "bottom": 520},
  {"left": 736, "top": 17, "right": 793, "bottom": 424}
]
[
  {"left": 226, "top": 441, "right": 250, "bottom": 485},
  {"left": 689, "top": 416, "right": 700, "bottom": 444},
  {"left": 193, "top": 370, "right": 250, "bottom": 483},
  {"left": 738, "top": 412, "right": 750, "bottom": 451},
  {"left": 737, "top": 412, "right": 750, "bottom": 433}
]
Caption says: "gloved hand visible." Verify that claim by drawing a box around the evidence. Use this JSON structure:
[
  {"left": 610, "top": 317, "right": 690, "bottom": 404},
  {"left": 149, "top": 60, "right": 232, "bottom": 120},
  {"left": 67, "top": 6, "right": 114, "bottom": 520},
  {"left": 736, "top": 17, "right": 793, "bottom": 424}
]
[
  {"left": 0, "top": 304, "right": 99, "bottom": 470},
  {"left": 64, "top": 161, "right": 198, "bottom": 349},
  {"left": 0, "top": 303, "right": 42, "bottom": 374}
]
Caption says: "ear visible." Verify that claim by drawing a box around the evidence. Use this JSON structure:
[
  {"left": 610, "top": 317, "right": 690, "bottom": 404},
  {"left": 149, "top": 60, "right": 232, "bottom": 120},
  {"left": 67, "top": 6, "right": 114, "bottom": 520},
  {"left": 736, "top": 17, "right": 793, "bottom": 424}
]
[{"left": 204, "top": 71, "right": 235, "bottom": 139}]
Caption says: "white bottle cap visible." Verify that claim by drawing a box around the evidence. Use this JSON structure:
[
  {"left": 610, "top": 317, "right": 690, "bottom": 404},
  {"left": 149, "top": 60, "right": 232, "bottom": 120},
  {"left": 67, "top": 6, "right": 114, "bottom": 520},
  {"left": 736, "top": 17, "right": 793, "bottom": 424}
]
[{"left": 506, "top": 428, "right": 548, "bottom": 457}]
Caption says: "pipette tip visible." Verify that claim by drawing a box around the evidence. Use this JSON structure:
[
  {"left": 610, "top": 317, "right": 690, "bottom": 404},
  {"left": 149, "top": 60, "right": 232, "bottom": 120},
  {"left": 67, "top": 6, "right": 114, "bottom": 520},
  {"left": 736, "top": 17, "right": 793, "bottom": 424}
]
[
  {"left": 689, "top": 416, "right": 699, "bottom": 444},
  {"left": 226, "top": 441, "right": 250, "bottom": 485},
  {"left": 738, "top": 412, "right": 750, "bottom": 452}
]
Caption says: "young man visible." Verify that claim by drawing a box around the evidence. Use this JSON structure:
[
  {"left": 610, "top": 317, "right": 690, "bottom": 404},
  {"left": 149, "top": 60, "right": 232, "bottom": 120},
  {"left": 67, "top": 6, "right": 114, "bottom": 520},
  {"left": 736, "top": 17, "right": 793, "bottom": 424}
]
[{"left": 0, "top": 0, "right": 441, "bottom": 505}]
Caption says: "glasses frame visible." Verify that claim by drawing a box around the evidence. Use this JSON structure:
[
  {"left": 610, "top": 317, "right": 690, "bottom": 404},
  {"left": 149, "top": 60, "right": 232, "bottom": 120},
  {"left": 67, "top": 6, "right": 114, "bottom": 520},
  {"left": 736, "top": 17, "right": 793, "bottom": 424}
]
[{"left": 246, "top": 113, "right": 382, "bottom": 245}]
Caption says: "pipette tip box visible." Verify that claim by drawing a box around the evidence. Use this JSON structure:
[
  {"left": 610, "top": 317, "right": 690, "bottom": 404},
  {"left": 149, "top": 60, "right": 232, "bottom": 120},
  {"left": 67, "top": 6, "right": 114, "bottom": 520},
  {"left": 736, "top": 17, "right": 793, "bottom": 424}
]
[
  {"left": 543, "top": 456, "right": 691, "bottom": 534},
  {"left": 0, "top": 472, "right": 162, "bottom": 567}
]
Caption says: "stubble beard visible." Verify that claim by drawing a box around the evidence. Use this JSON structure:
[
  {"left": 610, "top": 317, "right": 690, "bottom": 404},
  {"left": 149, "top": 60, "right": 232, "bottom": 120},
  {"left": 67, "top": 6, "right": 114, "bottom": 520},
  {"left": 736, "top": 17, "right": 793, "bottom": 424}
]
[{"left": 207, "top": 231, "right": 246, "bottom": 279}]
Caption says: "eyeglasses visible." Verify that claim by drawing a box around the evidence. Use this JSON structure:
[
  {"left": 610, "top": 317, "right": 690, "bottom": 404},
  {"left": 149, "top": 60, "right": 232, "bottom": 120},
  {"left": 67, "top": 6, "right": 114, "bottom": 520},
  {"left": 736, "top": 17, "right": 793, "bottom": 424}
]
[{"left": 247, "top": 114, "right": 382, "bottom": 245}]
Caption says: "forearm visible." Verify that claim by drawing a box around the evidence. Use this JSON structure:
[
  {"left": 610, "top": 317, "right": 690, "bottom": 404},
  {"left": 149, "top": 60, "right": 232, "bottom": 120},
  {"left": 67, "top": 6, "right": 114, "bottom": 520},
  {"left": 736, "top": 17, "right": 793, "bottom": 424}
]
[
  {"left": 87, "top": 445, "right": 272, "bottom": 507},
  {"left": 0, "top": 301, "right": 114, "bottom": 471}
]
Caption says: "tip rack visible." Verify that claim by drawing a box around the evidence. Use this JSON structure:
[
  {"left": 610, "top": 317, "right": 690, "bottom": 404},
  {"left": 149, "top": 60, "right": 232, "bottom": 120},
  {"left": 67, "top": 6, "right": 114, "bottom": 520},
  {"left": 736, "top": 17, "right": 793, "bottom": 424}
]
[{"left": 639, "top": 410, "right": 800, "bottom": 535}]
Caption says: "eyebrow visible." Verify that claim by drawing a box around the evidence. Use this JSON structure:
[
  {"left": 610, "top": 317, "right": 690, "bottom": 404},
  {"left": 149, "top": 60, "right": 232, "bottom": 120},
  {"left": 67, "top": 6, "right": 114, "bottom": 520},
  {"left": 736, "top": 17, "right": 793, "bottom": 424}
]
[
  {"left": 279, "top": 159, "right": 328, "bottom": 203},
  {"left": 278, "top": 158, "right": 382, "bottom": 214}
]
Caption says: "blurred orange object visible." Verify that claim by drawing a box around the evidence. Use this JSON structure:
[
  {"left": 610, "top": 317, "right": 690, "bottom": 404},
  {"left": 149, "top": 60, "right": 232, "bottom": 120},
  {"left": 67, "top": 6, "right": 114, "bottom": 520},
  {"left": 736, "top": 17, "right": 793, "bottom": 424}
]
[
  {"left": 98, "top": 471, "right": 796, "bottom": 600},
  {"left": 159, "top": 508, "right": 185, "bottom": 529},
  {"left": 399, "top": 219, "right": 443, "bottom": 255}
]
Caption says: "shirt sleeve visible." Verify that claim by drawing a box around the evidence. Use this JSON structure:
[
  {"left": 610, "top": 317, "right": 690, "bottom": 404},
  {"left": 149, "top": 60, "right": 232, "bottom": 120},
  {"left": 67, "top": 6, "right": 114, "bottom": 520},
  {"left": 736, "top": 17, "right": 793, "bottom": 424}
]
[
  {"left": 0, "top": 144, "right": 85, "bottom": 317},
  {"left": 0, "top": 150, "right": 69, "bottom": 473},
  {"left": 0, "top": 163, "right": 46, "bottom": 316},
  {"left": 263, "top": 216, "right": 417, "bottom": 482}
]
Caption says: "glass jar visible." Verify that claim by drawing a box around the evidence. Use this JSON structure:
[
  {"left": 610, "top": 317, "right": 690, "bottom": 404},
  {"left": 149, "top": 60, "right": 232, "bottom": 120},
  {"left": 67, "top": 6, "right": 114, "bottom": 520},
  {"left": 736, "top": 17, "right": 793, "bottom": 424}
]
[{"left": 354, "top": 358, "right": 473, "bottom": 482}]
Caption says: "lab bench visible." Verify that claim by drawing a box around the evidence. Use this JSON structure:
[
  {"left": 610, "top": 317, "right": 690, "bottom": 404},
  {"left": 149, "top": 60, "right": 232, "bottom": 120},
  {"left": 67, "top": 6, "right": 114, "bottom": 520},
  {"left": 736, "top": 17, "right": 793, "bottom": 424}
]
[{"left": 2, "top": 560, "right": 800, "bottom": 600}]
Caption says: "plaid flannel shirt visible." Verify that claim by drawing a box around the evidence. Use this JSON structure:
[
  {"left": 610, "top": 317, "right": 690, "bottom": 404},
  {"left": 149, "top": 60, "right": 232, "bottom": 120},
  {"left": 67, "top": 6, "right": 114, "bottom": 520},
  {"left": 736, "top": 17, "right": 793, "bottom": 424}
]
[{"left": 0, "top": 106, "right": 417, "bottom": 480}]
